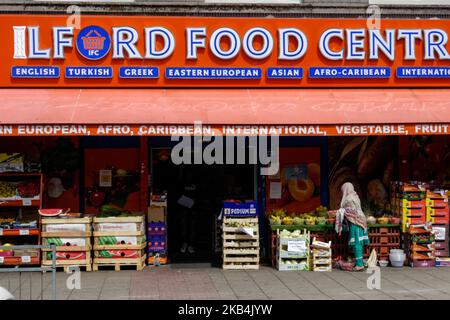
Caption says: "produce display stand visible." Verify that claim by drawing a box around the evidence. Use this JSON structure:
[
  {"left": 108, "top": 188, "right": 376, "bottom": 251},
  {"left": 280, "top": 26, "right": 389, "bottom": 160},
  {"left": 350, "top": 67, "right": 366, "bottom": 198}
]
[
  {"left": 311, "top": 238, "right": 332, "bottom": 272},
  {"left": 92, "top": 215, "right": 146, "bottom": 271},
  {"left": 269, "top": 224, "right": 333, "bottom": 267},
  {"left": 0, "top": 173, "right": 43, "bottom": 267},
  {"left": 222, "top": 217, "right": 260, "bottom": 270},
  {"left": 363, "top": 224, "right": 401, "bottom": 262},
  {"left": 276, "top": 229, "right": 310, "bottom": 271},
  {"left": 221, "top": 201, "right": 260, "bottom": 270},
  {"left": 40, "top": 217, "right": 92, "bottom": 272},
  {"left": 426, "top": 191, "right": 449, "bottom": 261}
]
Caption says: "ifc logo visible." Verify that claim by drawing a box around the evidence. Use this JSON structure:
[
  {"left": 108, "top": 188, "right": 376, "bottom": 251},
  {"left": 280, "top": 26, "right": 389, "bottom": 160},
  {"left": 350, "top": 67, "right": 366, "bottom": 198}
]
[{"left": 76, "top": 25, "right": 111, "bottom": 60}]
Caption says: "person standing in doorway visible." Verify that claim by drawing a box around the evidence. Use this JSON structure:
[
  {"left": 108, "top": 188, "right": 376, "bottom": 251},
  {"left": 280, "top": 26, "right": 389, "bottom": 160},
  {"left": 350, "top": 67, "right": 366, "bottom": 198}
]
[{"left": 179, "top": 169, "right": 198, "bottom": 254}]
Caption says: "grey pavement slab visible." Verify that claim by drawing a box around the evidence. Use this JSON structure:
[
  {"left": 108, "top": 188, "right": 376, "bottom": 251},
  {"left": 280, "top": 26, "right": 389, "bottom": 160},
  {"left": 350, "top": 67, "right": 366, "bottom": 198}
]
[{"left": 3, "top": 265, "right": 450, "bottom": 300}]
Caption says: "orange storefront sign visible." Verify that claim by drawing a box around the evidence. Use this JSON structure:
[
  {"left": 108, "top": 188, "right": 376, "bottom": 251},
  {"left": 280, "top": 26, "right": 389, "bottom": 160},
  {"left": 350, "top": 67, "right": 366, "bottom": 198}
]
[
  {"left": 0, "top": 124, "right": 448, "bottom": 137},
  {"left": 1, "top": 15, "right": 450, "bottom": 88}
]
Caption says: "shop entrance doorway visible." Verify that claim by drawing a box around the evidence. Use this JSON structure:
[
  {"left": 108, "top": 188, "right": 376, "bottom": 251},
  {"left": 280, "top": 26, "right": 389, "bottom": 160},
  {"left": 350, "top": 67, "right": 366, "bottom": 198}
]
[{"left": 151, "top": 148, "right": 256, "bottom": 263}]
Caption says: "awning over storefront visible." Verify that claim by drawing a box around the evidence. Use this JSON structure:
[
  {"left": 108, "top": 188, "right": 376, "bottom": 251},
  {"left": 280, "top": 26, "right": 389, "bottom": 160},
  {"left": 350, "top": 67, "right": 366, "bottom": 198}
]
[{"left": 0, "top": 88, "right": 449, "bottom": 136}]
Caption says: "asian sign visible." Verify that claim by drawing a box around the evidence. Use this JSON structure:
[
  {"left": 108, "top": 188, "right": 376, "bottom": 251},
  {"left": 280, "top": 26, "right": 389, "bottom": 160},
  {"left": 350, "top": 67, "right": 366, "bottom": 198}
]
[{"left": 2, "top": 15, "right": 450, "bottom": 87}]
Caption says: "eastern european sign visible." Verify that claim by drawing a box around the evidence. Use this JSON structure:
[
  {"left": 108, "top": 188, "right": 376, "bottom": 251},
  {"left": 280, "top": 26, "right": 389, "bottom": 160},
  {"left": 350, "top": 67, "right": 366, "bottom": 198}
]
[{"left": 2, "top": 15, "right": 450, "bottom": 87}]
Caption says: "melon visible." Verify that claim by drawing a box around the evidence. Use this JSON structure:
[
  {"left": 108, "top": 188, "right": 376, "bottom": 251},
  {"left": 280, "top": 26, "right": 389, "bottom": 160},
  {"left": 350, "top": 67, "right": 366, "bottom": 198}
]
[
  {"left": 38, "top": 208, "right": 66, "bottom": 216},
  {"left": 288, "top": 179, "right": 314, "bottom": 202}
]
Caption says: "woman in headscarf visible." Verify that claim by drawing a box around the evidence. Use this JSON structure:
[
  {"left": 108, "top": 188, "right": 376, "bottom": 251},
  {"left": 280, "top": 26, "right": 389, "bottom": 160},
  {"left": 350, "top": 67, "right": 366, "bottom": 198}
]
[{"left": 335, "top": 182, "right": 369, "bottom": 271}]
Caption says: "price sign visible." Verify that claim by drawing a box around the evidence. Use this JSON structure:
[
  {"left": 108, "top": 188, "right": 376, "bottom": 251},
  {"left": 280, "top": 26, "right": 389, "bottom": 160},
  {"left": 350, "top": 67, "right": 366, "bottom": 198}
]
[
  {"left": 19, "top": 229, "right": 29, "bottom": 235},
  {"left": 287, "top": 239, "right": 306, "bottom": 253},
  {"left": 0, "top": 229, "right": 3, "bottom": 236},
  {"left": 22, "top": 198, "right": 32, "bottom": 206},
  {"left": 21, "top": 256, "right": 31, "bottom": 263},
  {"left": 0, "top": 257, "right": 4, "bottom": 264}
]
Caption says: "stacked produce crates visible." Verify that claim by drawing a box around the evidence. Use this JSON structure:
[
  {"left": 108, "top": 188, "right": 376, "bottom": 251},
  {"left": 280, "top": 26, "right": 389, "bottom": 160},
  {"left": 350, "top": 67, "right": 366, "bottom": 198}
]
[
  {"left": 391, "top": 182, "right": 426, "bottom": 232},
  {"left": 41, "top": 217, "right": 92, "bottom": 272},
  {"left": 405, "top": 225, "right": 435, "bottom": 268},
  {"left": 311, "top": 238, "right": 332, "bottom": 272},
  {"left": 93, "top": 214, "right": 146, "bottom": 271},
  {"left": 276, "top": 229, "right": 310, "bottom": 271},
  {"left": 147, "top": 194, "right": 167, "bottom": 265},
  {"left": 222, "top": 201, "right": 259, "bottom": 270},
  {"left": 426, "top": 190, "right": 449, "bottom": 260},
  {"left": 363, "top": 226, "right": 401, "bottom": 262}
]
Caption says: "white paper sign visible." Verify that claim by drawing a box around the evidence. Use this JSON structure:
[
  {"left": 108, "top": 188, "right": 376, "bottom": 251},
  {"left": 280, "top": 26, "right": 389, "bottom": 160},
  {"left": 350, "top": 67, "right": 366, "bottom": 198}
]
[
  {"left": 0, "top": 257, "right": 4, "bottom": 264},
  {"left": 22, "top": 198, "right": 32, "bottom": 206},
  {"left": 19, "top": 229, "right": 29, "bottom": 235},
  {"left": 0, "top": 229, "right": 3, "bottom": 236},
  {"left": 287, "top": 240, "right": 307, "bottom": 253},
  {"left": 177, "top": 195, "right": 194, "bottom": 209},
  {"left": 433, "top": 226, "right": 446, "bottom": 241},
  {"left": 269, "top": 182, "right": 282, "bottom": 199},
  {"left": 21, "top": 256, "right": 31, "bottom": 263},
  {"left": 238, "top": 227, "right": 255, "bottom": 237}
]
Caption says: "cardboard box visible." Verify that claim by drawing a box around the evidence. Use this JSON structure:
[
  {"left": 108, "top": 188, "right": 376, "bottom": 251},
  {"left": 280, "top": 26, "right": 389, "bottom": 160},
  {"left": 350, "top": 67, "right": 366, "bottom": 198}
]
[
  {"left": 435, "top": 257, "right": 450, "bottom": 267},
  {"left": 400, "top": 199, "right": 425, "bottom": 208},
  {"left": 147, "top": 206, "right": 166, "bottom": 222},
  {"left": 427, "top": 214, "right": 449, "bottom": 225},
  {"left": 401, "top": 206, "right": 425, "bottom": 216},
  {"left": 426, "top": 199, "right": 448, "bottom": 208},
  {"left": 426, "top": 207, "right": 449, "bottom": 216}
]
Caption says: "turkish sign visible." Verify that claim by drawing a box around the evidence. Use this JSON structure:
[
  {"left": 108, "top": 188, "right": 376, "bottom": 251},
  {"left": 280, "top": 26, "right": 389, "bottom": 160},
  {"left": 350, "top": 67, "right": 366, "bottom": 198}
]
[{"left": 1, "top": 15, "right": 450, "bottom": 87}]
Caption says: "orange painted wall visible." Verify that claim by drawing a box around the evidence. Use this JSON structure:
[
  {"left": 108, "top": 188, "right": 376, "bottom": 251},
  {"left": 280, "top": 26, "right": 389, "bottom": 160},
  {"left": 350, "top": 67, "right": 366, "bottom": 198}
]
[{"left": 84, "top": 148, "right": 141, "bottom": 214}]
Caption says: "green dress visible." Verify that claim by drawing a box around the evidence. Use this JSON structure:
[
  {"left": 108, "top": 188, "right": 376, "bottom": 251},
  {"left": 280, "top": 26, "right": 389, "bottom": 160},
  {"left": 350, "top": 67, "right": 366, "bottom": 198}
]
[{"left": 348, "top": 223, "right": 369, "bottom": 267}]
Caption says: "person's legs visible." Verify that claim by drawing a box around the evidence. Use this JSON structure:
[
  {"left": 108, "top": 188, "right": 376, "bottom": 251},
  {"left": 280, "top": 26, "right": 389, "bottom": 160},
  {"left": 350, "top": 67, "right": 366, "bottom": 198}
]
[
  {"left": 354, "top": 244, "right": 364, "bottom": 269},
  {"left": 188, "top": 210, "right": 196, "bottom": 254},
  {"left": 180, "top": 208, "right": 189, "bottom": 253}
]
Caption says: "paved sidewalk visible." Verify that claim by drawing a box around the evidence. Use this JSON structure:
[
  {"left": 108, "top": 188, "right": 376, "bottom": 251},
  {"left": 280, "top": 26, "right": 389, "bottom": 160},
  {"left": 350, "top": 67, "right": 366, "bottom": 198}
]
[{"left": 2, "top": 265, "right": 450, "bottom": 300}]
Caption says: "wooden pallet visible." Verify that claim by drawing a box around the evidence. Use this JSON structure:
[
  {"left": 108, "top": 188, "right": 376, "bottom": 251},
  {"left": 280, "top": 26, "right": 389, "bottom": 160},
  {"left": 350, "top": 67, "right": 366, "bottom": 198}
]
[
  {"left": 42, "top": 259, "right": 92, "bottom": 272},
  {"left": 222, "top": 216, "right": 260, "bottom": 270},
  {"left": 92, "top": 256, "right": 146, "bottom": 271}
]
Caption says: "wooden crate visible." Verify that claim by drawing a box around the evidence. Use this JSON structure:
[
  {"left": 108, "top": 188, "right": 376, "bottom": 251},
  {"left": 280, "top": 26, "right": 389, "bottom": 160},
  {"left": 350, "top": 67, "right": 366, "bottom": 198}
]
[
  {"left": 92, "top": 215, "right": 146, "bottom": 270},
  {"left": 276, "top": 229, "right": 310, "bottom": 271},
  {"left": 222, "top": 216, "right": 259, "bottom": 270},
  {"left": 311, "top": 239, "right": 332, "bottom": 272},
  {"left": 41, "top": 217, "right": 92, "bottom": 271}
]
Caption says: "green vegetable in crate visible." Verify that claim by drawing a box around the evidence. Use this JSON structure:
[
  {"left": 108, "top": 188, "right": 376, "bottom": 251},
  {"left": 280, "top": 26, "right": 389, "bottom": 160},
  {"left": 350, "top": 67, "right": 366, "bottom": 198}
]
[
  {"left": 293, "top": 217, "right": 304, "bottom": 225},
  {"left": 99, "top": 250, "right": 114, "bottom": 258},
  {"left": 46, "top": 238, "right": 63, "bottom": 246},
  {"left": 98, "top": 204, "right": 123, "bottom": 217}
]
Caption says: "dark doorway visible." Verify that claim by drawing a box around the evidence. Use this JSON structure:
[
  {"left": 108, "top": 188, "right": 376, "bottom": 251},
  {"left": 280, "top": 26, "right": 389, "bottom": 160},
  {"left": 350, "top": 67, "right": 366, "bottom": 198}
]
[{"left": 150, "top": 148, "right": 255, "bottom": 263}]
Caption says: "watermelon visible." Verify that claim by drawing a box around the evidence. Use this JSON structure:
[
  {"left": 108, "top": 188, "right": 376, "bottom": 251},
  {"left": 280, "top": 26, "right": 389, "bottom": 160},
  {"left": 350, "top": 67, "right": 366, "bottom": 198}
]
[{"left": 38, "top": 208, "right": 70, "bottom": 216}]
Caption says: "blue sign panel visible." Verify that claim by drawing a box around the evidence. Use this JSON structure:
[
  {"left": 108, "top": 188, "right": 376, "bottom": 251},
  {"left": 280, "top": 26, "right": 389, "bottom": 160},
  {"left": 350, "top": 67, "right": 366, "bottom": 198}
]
[
  {"left": 267, "top": 67, "right": 303, "bottom": 79},
  {"left": 119, "top": 67, "right": 159, "bottom": 79},
  {"left": 11, "top": 66, "right": 59, "bottom": 78},
  {"left": 309, "top": 67, "right": 390, "bottom": 79},
  {"left": 165, "top": 67, "right": 261, "bottom": 79},
  {"left": 396, "top": 67, "right": 450, "bottom": 78},
  {"left": 65, "top": 67, "right": 113, "bottom": 78},
  {"left": 222, "top": 201, "right": 258, "bottom": 217},
  {"left": 76, "top": 25, "right": 111, "bottom": 60}
]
